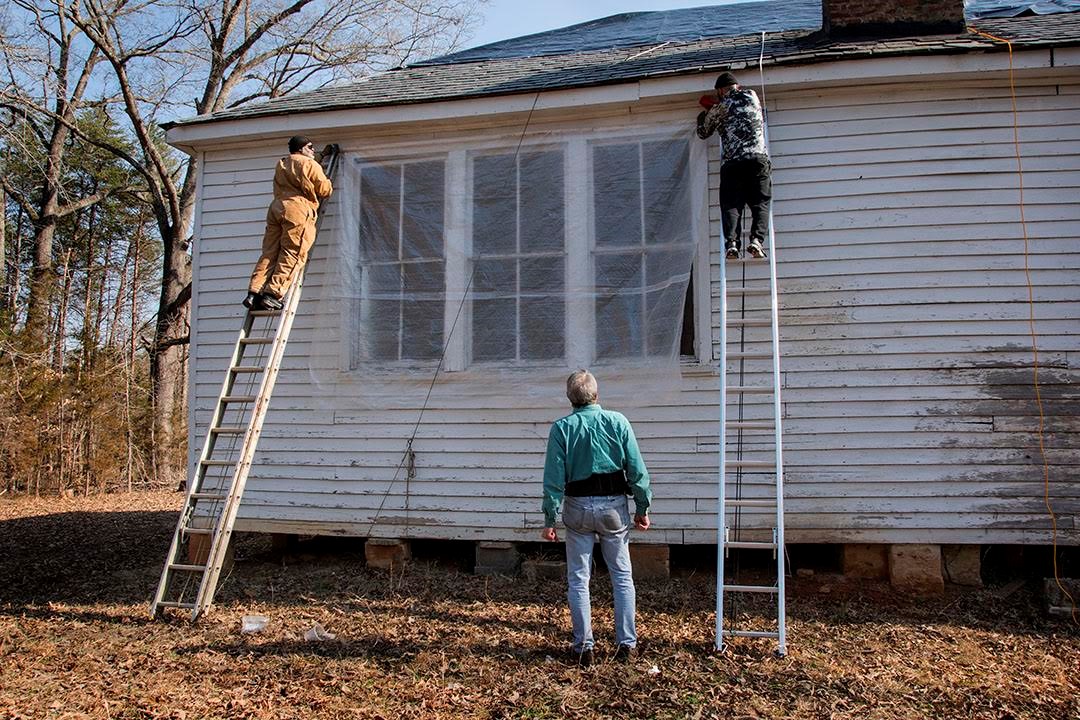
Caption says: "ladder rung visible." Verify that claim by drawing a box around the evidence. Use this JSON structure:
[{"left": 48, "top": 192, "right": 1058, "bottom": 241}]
[
  {"left": 231, "top": 365, "right": 265, "bottom": 373},
  {"left": 201, "top": 460, "right": 235, "bottom": 467},
  {"left": 190, "top": 491, "right": 228, "bottom": 500},
  {"left": 725, "top": 460, "right": 775, "bottom": 468},
  {"left": 727, "top": 420, "right": 775, "bottom": 429},
  {"left": 725, "top": 541, "right": 778, "bottom": 550},
  {"left": 723, "top": 584, "right": 779, "bottom": 594},
  {"left": 726, "top": 351, "right": 772, "bottom": 359},
  {"left": 726, "top": 286, "right": 771, "bottom": 295},
  {"left": 722, "top": 629, "right": 780, "bottom": 639},
  {"left": 726, "top": 385, "right": 773, "bottom": 394},
  {"left": 249, "top": 309, "right": 282, "bottom": 317},
  {"left": 727, "top": 318, "right": 772, "bottom": 327},
  {"left": 725, "top": 499, "right": 776, "bottom": 508},
  {"left": 168, "top": 563, "right": 207, "bottom": 573},
  {"left": 221, "top": 395, "right": 257, "bottom": 404},
  {"left": 184, "top": 527, "right": 213, "bottom": 535},
  {"left": 210, "top": 426, "right": 246, "bottom": 435},
  {"left": 240, "top": 337, "right": 274, "bottom": 345},
  {"left": 728, "top": 255, "right": 768, "bottom": 264},
  {"left": 154, "top": 601, "right": 196, "bottom": 610}
]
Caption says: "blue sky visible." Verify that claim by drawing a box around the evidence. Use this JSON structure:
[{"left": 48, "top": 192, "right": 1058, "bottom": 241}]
[{"left": 467, "top": 0, "right": 742, "bottom": 47}]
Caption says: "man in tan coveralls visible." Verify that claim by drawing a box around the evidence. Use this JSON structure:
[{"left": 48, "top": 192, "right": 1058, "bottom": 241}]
[{"left": 243, "top": 135, "right": 334, "bottom": 311}]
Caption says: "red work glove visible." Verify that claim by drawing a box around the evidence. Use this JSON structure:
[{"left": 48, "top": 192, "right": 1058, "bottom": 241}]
[{"left": 699, "top": 94, "right": 717, "bottom": 109}]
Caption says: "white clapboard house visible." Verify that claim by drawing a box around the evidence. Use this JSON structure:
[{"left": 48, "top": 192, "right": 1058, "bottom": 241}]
[{"left": 165, "top": 0, "right": 1080, "bottom": 564}]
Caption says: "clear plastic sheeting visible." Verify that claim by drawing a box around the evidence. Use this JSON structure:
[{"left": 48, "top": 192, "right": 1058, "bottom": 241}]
[
  {"left": 309, "top": 125, "right": 704, "bottom": 408},
  {"left": 415, "top": 0, "right": 822, "bottom": 66}
]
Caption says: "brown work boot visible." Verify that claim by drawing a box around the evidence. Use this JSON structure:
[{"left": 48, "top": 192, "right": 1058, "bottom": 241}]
[{"left": 615, "top": 644, "right": 639, "bottom": 662}]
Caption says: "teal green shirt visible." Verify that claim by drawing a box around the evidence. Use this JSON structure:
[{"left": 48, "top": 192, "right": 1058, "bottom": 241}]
[{"left": 542, "top": 403, "right": 651, "bottom": 527}]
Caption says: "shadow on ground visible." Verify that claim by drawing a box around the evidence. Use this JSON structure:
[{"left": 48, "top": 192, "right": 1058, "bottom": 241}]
[{"left": 0, "top": 510, "right": 175, "bottom": 605}]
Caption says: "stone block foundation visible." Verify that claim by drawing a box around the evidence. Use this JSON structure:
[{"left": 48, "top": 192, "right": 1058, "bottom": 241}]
[
  {"left": 475, "top": 541, "right": 521, "bottom": 576},
  {"left": 365, "top": 538, "right": 411, "bottom": 570},
  {"left": 942, "top": 545, "right": 983, "bottom": 586},
  {"left": 889, "top": 544, "right": 944, "bottom": 595}
]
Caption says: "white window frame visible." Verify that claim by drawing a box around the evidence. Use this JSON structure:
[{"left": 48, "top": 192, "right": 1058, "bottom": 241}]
[
  {"left": 350, "top": 154, "right": 449, "bottom": 367},
  {"left": 349, "top": 126, "right": 712, "bottom": 373}
]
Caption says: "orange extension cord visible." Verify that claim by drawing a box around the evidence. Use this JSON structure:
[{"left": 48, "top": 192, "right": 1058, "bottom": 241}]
[{"left": 968, "top": 27, "right": 1078, "bottom": 624}]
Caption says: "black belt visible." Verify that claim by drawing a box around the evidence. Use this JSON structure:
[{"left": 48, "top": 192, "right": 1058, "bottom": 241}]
[{"left": 565, "top": 470, "right": 629, "bottom": 497}]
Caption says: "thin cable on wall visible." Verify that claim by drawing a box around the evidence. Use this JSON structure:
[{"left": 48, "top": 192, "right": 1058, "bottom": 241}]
[
  {"left": 363, "top": 91, "right": 544, "bottom": 537},
  {"left": 968, "top": 27, "right": 1077, "bottom": 625}
]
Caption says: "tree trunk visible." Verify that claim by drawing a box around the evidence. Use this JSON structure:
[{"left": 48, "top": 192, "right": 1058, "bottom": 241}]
[
  {"left": 26, "top": 217, "right": 58, "bottom": 350},
  {"left": 0, "top": 188, "right": 6, "bottom": 314},
  {"left": 10, "top": 210, "right": 24, "bottom": 324},
  {"left": 151, "top": 223, "right": 191, "bottom": 489}
]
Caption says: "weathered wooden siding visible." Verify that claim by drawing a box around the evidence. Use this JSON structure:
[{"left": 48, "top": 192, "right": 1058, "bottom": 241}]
[{"left": 189, "top": 66, "right": 1080, "bottom": 545}]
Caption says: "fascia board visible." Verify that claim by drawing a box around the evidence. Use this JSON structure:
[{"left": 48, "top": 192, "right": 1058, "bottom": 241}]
[{"left": 167, "top": 48, "right": 1054, "bottom": 153}]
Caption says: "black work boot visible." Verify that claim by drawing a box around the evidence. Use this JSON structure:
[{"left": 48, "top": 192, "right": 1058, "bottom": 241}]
[
  {"left": 256, "top": 294, "right": 284, "bottom": 311},
  {"left": 242, "top": 291, "right": 259, "bottom": 309}
]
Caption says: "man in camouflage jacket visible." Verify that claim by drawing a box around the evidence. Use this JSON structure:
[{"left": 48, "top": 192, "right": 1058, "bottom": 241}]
[{"left": 696, "top": 72, "right": 772, "bottom": 260}]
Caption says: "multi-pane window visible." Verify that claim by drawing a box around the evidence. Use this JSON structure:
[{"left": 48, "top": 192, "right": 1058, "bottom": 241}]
[
  {"left": 356, "top": 159, "right": 446, "bottom": 362},
  {"left": 471, "top": 149, "right": 566, "bottom": 363},
  {"left": 591, "top": 138, "right": 692, "bottom": 360},
  {"left": 349, "top": 134, "right": 700, "bottom": 371}
]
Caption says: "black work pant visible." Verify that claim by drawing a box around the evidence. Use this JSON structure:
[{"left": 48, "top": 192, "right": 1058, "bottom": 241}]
[{"left": 720, "top": 156, "right": 772, "bottom": 247}]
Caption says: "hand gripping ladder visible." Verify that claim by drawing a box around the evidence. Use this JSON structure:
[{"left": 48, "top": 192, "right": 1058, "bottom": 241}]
[
  {"left": 151, "top": 145, "right": 340, "bottom": 619},
  {"left": 715, "top": 186, "right": 787, "bottom": 656}
]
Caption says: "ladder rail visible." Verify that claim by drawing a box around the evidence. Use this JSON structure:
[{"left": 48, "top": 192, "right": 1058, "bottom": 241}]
[
  {"left": 192, "top": 270, "right": 306, "bottom": 618},
  {"left": 715, "top": 212, "right": 730, "bottom": 650},
  {"left": 152, "top": 147, "right": 341, "bottom": 620},
  {"left": 766, "top": 202, "right": 788, "bottom": 656},
  {"left": 150, "top": 312, "right": 254, "bottom": 616}
]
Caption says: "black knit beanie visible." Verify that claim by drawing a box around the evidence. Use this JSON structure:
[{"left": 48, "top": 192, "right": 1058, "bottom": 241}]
[
  {"left": 715, "top": 72, "right": 738, "bottom": 89},
  {"left": 288, "top": 135, "right": 312, "bottom": 153}
]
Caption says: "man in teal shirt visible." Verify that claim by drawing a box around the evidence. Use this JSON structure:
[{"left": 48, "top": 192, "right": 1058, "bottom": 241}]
[{"left": 541, "top": 370, "right": 651, "bottom": 666}]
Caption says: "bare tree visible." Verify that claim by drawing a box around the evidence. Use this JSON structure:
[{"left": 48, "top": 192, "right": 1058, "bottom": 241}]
[
  {"left": 0, "top": 0, "right": 116, "bottom": 348},
  {"left": 63, "top": 0, "right": 481, "bottom": 487}
]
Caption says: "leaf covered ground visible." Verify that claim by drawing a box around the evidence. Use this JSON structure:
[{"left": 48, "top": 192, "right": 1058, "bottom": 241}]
[{"left": 0, "top": 491, "right": 1077, "bottom": 719}]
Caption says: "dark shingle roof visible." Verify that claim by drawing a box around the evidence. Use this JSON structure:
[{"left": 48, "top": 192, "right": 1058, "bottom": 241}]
[{"left": 169, "top": 11, "right": 1080, "bottom": 128}]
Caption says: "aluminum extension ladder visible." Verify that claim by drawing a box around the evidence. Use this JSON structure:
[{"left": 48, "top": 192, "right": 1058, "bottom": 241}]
[
  {"left": 151, "top": 146, "right": 340, "bottom": 619},
  {"left": 715, "top": 203, "right": 787, "bottom": 656}
]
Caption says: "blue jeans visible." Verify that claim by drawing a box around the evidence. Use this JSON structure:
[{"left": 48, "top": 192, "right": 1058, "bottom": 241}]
[{"left": 562, "top": 495, "right": 637, "bottom": 651}]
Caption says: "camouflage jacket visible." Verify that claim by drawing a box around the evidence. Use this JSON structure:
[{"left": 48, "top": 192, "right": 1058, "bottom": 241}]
[{"left": 696, "top": 87, "right": 768, "bottom": 163}]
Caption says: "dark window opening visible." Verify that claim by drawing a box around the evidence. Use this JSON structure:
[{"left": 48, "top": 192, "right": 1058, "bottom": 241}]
[{"left": 680, "top": 271, "right": 695, "bottom": 357}]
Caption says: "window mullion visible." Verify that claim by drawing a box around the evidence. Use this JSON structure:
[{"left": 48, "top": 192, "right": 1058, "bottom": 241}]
[
  {"left": 443, "top": 150, "right": 469, "bottom": 371},
  {"left": 397, "top": 165, "right": 406, "bottom": 361},
  {"left": 566, "top": 138, "right": 591, "bottom": 366},
  {"left": 515, "top": 154, "right": 522, "bottom": 362}
]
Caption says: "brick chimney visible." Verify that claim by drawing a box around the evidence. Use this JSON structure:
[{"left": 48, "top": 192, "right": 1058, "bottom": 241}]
[{"left": 822, "top": 0, "right": 966, "bottom": 38}]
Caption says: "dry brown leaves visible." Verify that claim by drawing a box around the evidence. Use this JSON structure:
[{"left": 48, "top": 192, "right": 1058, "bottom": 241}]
[{"left": 0, "top": 491, "right": 1077, "bottom": 719}]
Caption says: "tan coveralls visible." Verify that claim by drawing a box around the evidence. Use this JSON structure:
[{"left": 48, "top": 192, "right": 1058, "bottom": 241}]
[{"left": 248, "top": 152, "right": 334, "bottom": 298}]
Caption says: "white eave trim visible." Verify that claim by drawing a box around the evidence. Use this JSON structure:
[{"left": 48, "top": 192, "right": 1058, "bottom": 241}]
[{"left": 166, "top": 47, "right": 1057, "bottom": 152}]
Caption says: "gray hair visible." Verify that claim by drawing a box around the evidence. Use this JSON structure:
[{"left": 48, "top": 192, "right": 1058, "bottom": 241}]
[{"left": 566, "top": 369, "right": 598, "bottom": 407}]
